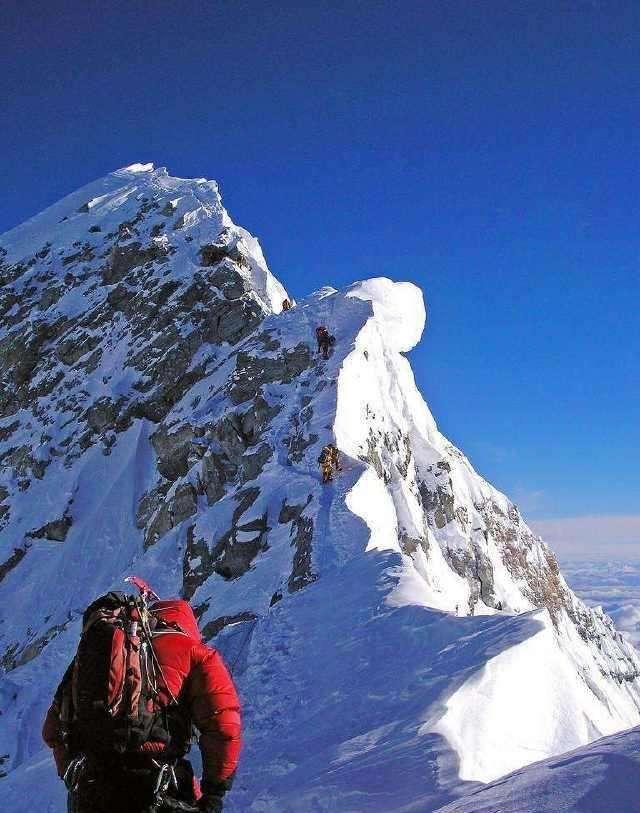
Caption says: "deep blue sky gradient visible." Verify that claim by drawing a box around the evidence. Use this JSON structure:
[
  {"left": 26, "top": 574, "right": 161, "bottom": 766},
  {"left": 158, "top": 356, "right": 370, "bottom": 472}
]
[{"left": 1, "top": 1, "right": 638, "bottom": 528}]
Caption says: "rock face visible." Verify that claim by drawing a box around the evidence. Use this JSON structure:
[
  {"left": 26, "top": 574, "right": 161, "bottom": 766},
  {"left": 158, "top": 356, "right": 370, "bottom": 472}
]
[{"left": 0, "top": 167, "right": 639, "bottom": 813}]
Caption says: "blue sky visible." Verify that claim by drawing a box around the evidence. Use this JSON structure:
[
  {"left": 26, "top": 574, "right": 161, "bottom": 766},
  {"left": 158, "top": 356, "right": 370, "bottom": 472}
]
[{"left": 1, "top": 1, "right": 638, "bottom": 554}]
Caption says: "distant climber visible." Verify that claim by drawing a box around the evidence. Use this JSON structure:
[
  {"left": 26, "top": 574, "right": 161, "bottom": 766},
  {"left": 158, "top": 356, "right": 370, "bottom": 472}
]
[
  {"left": 42, "top": 583, "right": 241, "bottom": 813},
  {"left": 315, "top": 326, "right": 335, "bottom": 359},
  {"left": 318, "top": 443, "right": 342, "bottom": 483},
  {"left": 281, "top": 298, "right": 292, "bottom": 311}
]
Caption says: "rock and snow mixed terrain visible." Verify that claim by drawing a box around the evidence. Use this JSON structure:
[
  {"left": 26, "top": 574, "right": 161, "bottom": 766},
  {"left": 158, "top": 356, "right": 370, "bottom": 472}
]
[
  {"left": 0, "top": 164, "right": 639, "bottom": 812},
  {"left": 563, "top": 560, "right": 640, "bottom": 650}
]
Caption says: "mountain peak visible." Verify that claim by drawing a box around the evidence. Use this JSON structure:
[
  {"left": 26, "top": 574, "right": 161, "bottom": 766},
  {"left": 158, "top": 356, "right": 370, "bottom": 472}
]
[{"left": 1, "top": 171, "right": 639, "bottom": 812}]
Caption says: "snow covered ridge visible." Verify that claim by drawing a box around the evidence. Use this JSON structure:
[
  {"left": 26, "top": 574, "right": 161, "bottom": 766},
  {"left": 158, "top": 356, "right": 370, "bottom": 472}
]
[
  {"left": 1, "top": 167, "right": 640, "bottom": 811},
  {"left": 435, "top": 725, "right": 640, "bottom": 813}
]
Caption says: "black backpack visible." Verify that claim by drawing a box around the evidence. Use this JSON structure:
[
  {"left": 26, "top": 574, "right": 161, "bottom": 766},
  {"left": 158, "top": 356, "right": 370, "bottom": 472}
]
[{"left": 60, "top": 592, "right": 189, "bottom": 757}]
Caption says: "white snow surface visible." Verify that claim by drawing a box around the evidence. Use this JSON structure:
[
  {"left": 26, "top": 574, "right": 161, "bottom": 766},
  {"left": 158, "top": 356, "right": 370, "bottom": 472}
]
[
  {"left": 435, "top": 725, "right": 640, "bottom": 813},
  {"left": 1, "top": 170, "right": 640, "bottom": 812},
  {"left": 346, "top": 278, "right": 427, "bottom": 352}
]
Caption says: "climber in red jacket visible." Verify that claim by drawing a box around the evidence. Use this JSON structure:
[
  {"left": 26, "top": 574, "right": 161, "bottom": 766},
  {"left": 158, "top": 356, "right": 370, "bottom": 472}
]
[{"left": 42, "top": 597, "right": 241, "bottom": 813}]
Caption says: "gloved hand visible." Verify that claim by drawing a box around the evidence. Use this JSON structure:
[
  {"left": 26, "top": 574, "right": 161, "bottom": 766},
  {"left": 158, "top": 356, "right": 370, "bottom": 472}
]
[
  {"left": 197, "top": 794, "right": 224, "bottom": 813},
  {"left": 198, "top": 777, "right": 231, "bottom": 813}
]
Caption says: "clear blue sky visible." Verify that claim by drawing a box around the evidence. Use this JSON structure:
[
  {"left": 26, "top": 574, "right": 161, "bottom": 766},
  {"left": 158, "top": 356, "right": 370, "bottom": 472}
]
[{"left": 1, "top": 1, "right": 638, "bottom": 545}]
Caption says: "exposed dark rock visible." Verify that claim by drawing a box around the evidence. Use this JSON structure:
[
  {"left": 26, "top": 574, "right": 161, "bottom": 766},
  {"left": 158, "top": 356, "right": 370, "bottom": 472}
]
[
  {"left": 1, "top": 620, "right": 69, "bottom": 672},
  {"left": 38, "top": 286, "right": 63, "bottom": 310},
  {"left": 183, "top": 525, "right": 213, "bottom": 600},
  {"left": 455, "top": 505, "right": 470, "bottom": 532},
  {"left": 240, "top": 395, "right": 281, "bottom": 444},
  {"left": 284, "top": 430, "right": 318, "bottom": 464},
  {"left": 198, "top": 452, "right": 233, "bottom": 506},
  {"left": 278, "top": 497, "right": 311, "bottom": 525},
  {"left": 215, "top": 413, "right": 250, "bottom": 464},
  {"left": 288, "top": 512, "right": 316, "bottom": 593},
  {"left": 200, "top": 243, "right": 230, "bottom": 267},
  {"left": 85, "top": 397, "right": 120, "bottom": 433},
  {"left": 201, "top": 612, "right": 256, "bottom": 641},
  {"left": 419, "top": 481, "right": 455, "bottom": 529},
  {"left": 0, "top": 547, "right": 26, "bottom": 583},
  {"left": 399, "top": 533, "right": 429, "bottom": 558},
  {"left": 144, "top": 502, "right": 173, "bottom": 549},
  {"left": 0, "top": 421, "right": 19, "bottom": 442},
  {"left": 171, "top": 483, "right": 198, "bottom": 525},
  {"left": 56, "top": 332, "right": 101, "bottom": 366},
  {"left": 476, "top": 549, "right": 496, "bottom": 605},
  {"left": 233, "top": 487, "right": 261, "bottom": 524},
  {"left": 181, "top": 488, "right": 268, "bottom": 583},
  {"left": 361, "top": 430, "right": 384, "bottom": 479},
  {"left": 207, "top": 264, "right": 251, "bottom": 299},
  {"left": 136, "top": 482, "right": 171, "bottom": 529},
  {"left": 229, "top": 343, "right": 312, "bottom": 405},
  {"left": 102, "top": 241, "right": 168, "bottom": 285},
  {"left": 201, "top": 298, "right": 263, "bottom": 346},
  {"left": 143, "top": 483, "right": 197, "bottom": 549},
  {"left": 0, "top": 445, "right": 47, "bottom": 480},
  {"left": 125, "top": 357, "right": 208, "bottom": 425},
  {"left": 240, "top": 443, "right": 272, "bottom": 483},
  {"left": 62, "top": 244, "right": 94, "bottom": 266},
  {"left": 79, "top": 347, "right": 103, "bottom": 374},
  {"left": 212, "top": 513, "right": 269, "bottom": 581},
  {"left": 151, "top": 423, "right": 195, "bottom": 481},
  {"left": 27, "top": 512, "right": 72, "bottom": 542}
]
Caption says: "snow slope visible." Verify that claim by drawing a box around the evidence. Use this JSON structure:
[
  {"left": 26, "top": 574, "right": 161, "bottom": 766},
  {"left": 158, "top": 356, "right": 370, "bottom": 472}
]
[
  {"left": 1, "top": 167, "right": 639, "bottom": 812},
  {"left": 435, "top": 725, "right": 640, "bottom": 813}
]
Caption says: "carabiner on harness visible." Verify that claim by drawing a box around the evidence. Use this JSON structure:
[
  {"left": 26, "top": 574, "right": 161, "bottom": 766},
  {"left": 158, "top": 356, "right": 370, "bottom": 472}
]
[
  {"left": 63, "top": 754, "right": 87, "bottom": 792},
  {"left": 152, "top": 760, "right": 178, "bottom": 797}
]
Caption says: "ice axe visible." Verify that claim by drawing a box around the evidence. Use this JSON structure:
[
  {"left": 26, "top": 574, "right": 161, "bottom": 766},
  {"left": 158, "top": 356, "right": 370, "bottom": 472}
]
[{"left": 125, "top": 575, "right": 161, "bottom": 601}]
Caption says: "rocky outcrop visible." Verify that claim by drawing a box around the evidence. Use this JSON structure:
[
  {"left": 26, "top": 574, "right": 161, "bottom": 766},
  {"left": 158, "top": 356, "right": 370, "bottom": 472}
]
[
  {"left": 229, "top": 342, "right": 312, "bottom": 405},
  {"left": 201, "top": 611, "right": 256, "bottom": 642},
  {"left": 182, "top": 487, "right": 270, "bottom": 594},
  {"left": 143, "top": 483, "right": 197, "bottom": 549},
  {"left": 102, "top": 241, "right": 169, "bottom": 285},
  {"left": 140, "top": 393, "right": 280, "bottom": 548},
  {"left": 419, "top": 473, "right": 456, "bottom": 530},
  {"left": 0, "top": 547, "right": 26, "bottom": 584},
  {"left": 279, "top": 498, "right": 316, "bottom": 593},
  {"left": 27, "top": 513, "right": 72, "bottom": 542},
  {"left": 1, "top": 620, "right": 70, "bottom": 673}
]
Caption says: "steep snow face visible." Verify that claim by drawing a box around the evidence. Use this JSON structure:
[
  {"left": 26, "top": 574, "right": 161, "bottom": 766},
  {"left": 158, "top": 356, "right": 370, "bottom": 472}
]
[
  {"left": 434, "top": 725, "right": 640, "bottom": 813},
  {"left": 1, "top": 174, "right": 640, "bottom": 812}
]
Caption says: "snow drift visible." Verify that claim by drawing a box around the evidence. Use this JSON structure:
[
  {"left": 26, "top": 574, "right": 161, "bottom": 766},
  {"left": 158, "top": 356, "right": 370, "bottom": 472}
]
[
  {"left": 0, "top": 165, "right": 639, "bottom": 812},
  {"left": 435, "top": 725, "right": 640, "bottom": 813}
]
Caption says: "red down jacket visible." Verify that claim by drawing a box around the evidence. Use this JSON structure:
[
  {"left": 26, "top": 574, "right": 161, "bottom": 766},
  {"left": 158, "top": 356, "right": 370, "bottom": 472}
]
[{"left": 42, "top": 599, "right": 242, "bottom": 789}]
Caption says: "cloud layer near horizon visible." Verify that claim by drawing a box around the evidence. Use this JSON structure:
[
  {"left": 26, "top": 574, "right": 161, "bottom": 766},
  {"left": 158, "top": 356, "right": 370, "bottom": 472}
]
[
  {"left": 531, "top": 515, "right": 640, "bottom": 560},
  {"left": 562, "top": 560, "right": 640, "bottom": 650}
]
